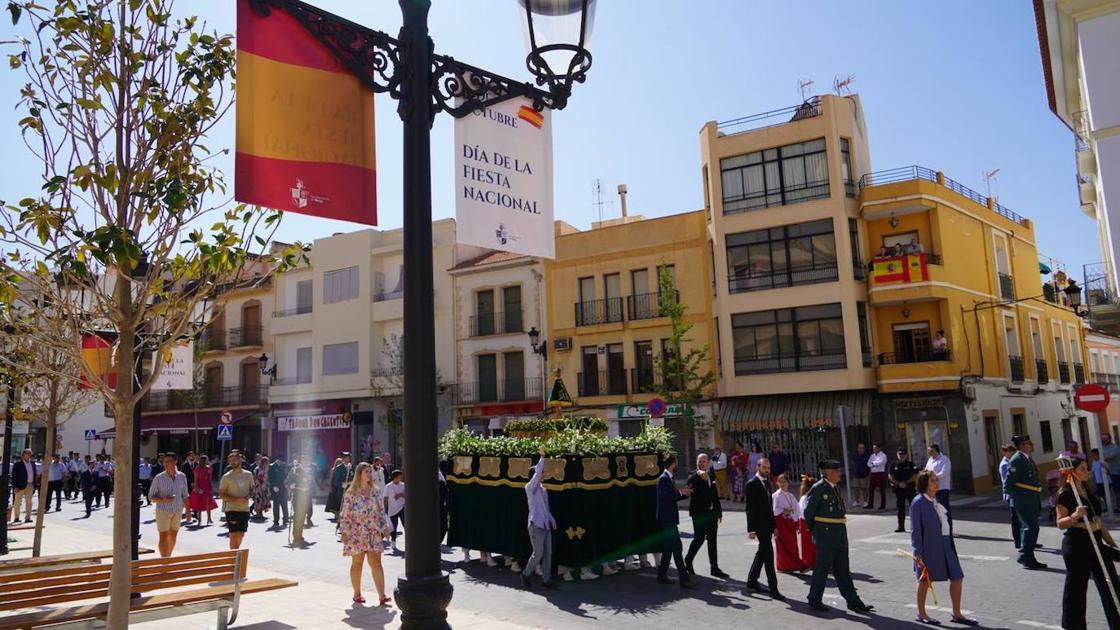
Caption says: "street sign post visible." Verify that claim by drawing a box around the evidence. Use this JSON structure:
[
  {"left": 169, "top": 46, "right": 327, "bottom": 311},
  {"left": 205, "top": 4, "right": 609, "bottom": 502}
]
[
  {"left": 1074, "top": 384, "right": 1111, "bottom": 412},
  {"left": 216, "top": 424, "right": 233, "bottom": 441},
  {"left": 647, "top": 397, "right": 667, "bottom": 419},
  {"left": 84, "top": 429, "right": 97, "bottom": 440},
  {"left": 835, "top": 405, "right": 854, "bottom": 506}
]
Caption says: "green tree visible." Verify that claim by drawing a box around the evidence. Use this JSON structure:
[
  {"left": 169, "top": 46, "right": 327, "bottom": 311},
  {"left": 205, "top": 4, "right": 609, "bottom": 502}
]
[
  {"left": 650, "top": 262, "right": 716, "bottom": 433},
  {"left": 0, "top": 2, "right": 303, "bottom": 624}
]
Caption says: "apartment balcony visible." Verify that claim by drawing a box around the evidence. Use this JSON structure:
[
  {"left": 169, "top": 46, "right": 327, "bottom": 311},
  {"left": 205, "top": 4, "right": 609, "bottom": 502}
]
[
  {"left": 454, "top": 377, "right": 543, "bottom": 405},
  {"left": 627, "top": 291, "right": 679, "bottom": 321},
  {"left": 575, "top": 298, "right": 623, "bottom": 327},
  {"left": 877, "top": 350, "right": 952, "bottom": 365},
  {"left": 998, "top": 273, "right": 1015, "bottom": 301},
  {"left": 875, "top": 350, "right": 957, "bottom": 393},
  {"left": 1058, "top": 361, "right": 1071, "bottom": 384},
  {"left": 630, "top": 368, "right": 662, "bottom": 395},
  {"left": 143, "top": 385, "right": 268, "bottom": 412},
  {"left": 199, "top": 330, "right": 226, "bottom": 352},
  {"left": 373, "top": 288, "right": 404, "bottom": 303},
  {"left": 1094, "top": 373, "right": 1120, "bottom": 394},
  {"left": 859, "top": 165, "right": 1028, "bottom": 227},
  {"left": 1036, "top": 360, "right": 1049, "bottom": 384},
  {"left": 228, "top": 325, "right": 263, "bottom": 349},
  {"left": 469, "top": 311, "right": 523, "bottom": 337},
  {"left": 577, "top": 370, "right": 628, "bottom": 397},
  {"left": 729, "top": 262, "right": 838, "bottom": 294},
  {"left": 1009, "top": 356, "right": 1025, "bottom": 382},
  {"left": 273, "top": 305, "right": 312, "bottom": 318},
  {"left": 1074, "top": 363, "right": 1086, "bottom": 385}
]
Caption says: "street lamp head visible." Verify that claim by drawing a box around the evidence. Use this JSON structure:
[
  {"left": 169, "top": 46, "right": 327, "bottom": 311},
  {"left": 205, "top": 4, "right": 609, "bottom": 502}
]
[
  {"left": 519, "top": 0, "right": 595, "bottom": 100},
  {"left": 528, "top": 326, "right": 540, "bottom": 350}
]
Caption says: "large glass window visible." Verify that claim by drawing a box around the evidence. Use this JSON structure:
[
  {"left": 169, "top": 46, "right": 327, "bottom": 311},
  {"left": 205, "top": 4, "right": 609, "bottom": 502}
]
[
  {"left": 720, "top": 138, "right": 829, "bottom": 213},
  {"left": 726, "top": 219, "right": 837, "bottom": 292},
  {"left": 322, "top": 341, "right": 359, "bottom": 376},
  {"left": 323, "top": 266, "right": 359, "bottom": 304},
  {"left": 731, "top": 303, "right": 846, "bottom": 374},
  {"left": 841, "top": 138, "right": 854, "bottom": 196}
]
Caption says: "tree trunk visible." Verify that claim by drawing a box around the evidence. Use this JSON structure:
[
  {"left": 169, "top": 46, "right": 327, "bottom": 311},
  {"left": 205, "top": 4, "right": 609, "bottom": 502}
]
[
  {"left": 107, "top": 397, "right": 133, "bottom": 627},
  {"left": 31, "top": 411, "right": 57, "bottom": 557}
]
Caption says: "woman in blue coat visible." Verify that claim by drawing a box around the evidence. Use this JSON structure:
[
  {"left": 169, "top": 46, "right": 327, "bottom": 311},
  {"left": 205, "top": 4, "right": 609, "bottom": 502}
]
[{"left": 911, "top": 470, "right": 977, "bottom": 625}]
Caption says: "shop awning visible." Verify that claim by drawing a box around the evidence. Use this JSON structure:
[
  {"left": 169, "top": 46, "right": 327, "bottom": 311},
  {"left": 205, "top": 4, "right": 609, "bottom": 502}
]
[{"left": 719, "top": 390, "right": 874, "bottom": 431}]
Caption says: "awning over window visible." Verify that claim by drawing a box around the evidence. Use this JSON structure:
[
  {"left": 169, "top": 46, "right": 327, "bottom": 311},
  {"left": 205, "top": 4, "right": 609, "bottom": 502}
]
[{"left": 719, "top": 390, "right": 874, "bottom": 431}]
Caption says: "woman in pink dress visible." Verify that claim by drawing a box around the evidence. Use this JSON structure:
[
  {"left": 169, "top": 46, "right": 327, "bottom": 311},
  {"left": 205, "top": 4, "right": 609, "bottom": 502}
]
[
  {"left": 188, "top": 455, "right": 218, "bottom": 525},
  {"left": 773, "top": 474, "right": 808, "bottom": 572},
  {"left": 340, "top": 462, "right": 393, "bottom": 607}
]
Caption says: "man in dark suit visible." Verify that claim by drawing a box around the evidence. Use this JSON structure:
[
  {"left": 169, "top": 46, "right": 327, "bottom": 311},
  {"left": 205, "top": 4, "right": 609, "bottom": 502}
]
[
  {"left": 79, "top": 460, "right": 99, "bottom": 517},
  {"left": 655, "top": 454, "right": 696, "bottom": 588},
  {"left": 11, "top": 449, "right": 37, "bottom": 522},
  {"left": 745, "top": 457, "right": 784, "bottom": 600},
  {"left": 685, "top": 452, "right": 728, "bottom": 579}
]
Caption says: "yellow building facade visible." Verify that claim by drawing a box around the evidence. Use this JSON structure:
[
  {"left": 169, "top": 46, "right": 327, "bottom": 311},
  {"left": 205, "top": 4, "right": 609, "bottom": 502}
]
[
  {"left": 544, "top": 211, "right": 716, "bottom": 460},
  {"left": 861, "top": 168, "right": 1091, "bottom": 492}
]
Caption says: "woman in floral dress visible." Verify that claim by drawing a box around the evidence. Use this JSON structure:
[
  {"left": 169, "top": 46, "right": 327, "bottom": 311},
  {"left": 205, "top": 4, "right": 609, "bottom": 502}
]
[
  {"left": 340, "top": 462, "right": 392, "bottom": 606},
  {"left": 251, "top": 456, "right": 272, "bottom": 520}
]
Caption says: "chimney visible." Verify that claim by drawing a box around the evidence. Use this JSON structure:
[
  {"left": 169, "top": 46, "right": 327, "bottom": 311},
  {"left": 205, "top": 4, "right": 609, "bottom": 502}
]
[{"left": 617, "top": 184, "right": 629, "bottom": 219}]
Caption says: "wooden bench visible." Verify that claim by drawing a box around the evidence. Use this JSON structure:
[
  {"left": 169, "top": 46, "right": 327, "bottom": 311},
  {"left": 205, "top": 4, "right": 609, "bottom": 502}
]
[
  {"left": 0, "top": 549, "right": 297, "bottom": 629},
  {"left": 0, "top": 549, "right": 154, "bottom": 574}
]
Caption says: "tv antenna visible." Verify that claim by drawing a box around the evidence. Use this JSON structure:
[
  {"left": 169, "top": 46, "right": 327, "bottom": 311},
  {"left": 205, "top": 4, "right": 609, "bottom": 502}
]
[
  {"left": 798, "top": 78, "right": 815, "bottom": 101},
  {"left": 592, "top": 179, "right": 612, "bottom": 224},
  {"left": 982, "top": 168, "right": 1000, "bottom": 200},
  {"left": 833, "top": 74, "right": 855, "bottom": 95}
]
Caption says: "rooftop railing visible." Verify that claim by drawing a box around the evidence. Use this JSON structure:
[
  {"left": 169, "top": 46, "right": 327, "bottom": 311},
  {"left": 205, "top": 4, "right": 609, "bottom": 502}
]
[
  {"left": 858, "top": 165, "right": 1028, "bottom": 227},
  {"left": 716, "top": 97, "right": 822, "bottom": 134}
]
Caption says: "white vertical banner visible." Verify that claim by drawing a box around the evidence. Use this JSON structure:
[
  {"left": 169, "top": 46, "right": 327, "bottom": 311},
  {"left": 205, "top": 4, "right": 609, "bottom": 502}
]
[
  {"left": 150, "top": 340, "right": 194, "bottom": 391},
  {"left": 454, "top": 96, "right": 554, "bottom": 258}
]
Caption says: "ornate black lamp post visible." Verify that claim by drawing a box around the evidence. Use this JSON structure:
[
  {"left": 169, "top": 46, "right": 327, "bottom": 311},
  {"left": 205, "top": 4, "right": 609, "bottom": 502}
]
[{"left": 248, "top": 1, "right": 594, "bottom": 626}]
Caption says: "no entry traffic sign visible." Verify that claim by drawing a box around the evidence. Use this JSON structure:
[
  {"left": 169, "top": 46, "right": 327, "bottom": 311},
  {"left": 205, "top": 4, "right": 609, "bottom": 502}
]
[
  {"left": 1074, "top": 383, "right": 1111, "bottom": 413},
  {"left": 220, "top": 410, "right": 233, "bottom": 425},
  {"left": 647, "top": 397, "right": 667, "bottom": 419}
]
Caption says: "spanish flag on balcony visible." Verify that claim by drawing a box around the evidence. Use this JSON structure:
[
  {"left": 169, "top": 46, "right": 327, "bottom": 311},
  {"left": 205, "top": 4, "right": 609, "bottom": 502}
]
[
  {"left": 235, "top": 0, "right": 377, "bottom": 225},
  {"left": 872, "top": 254, "right": 930, "bottom": 284},
  {"left": 80, "top": 332, "right": 117, "bottom": 390}
]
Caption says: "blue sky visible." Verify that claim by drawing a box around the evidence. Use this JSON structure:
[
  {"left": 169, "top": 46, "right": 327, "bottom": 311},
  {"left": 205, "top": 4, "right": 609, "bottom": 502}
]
[{"left": 0, "top": 1, "right": 1093, "bottom": 278}]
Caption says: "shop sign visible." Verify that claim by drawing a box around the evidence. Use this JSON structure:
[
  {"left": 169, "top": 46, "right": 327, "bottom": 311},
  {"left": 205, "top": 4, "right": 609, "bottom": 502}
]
[
  {"left": 616, "top": 404, "right": 688, "bottom": 419},
  {"left": 277, "top": 412, "right": 352, "bottom": 432},
  {"left": 894, "top": 397, "right": 944, "bottom": 410}
]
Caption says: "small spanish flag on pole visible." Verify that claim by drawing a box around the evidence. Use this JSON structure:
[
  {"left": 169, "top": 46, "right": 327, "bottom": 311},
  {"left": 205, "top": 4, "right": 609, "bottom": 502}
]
[
  {"left": 517, "top": 105, "right": 544, "bottom": 129},
  {"left": 235, "top": 0, "right": 377, "bottom": 225}
]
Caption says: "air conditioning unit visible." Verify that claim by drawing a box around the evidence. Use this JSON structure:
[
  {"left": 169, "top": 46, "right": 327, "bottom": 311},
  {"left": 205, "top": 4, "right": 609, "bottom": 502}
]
[{"left": 553, "top": 337, "right": 572, "bottom": 352}]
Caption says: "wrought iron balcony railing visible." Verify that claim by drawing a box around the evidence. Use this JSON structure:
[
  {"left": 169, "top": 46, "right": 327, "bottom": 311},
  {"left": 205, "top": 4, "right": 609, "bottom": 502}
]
[
  {"left": 577, "top": 369, "right": 628, "bottom": 397},
  {"left": 575, "top": 297, "right": 624, "bottom": 326}
]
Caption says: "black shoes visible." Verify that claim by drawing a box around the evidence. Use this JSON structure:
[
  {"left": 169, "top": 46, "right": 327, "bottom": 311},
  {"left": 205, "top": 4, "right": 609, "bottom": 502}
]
[
  {"left": 1020, "top": 560, "right": 1048, "bottom": 570},
  {"left": 679, "top": 579, "right": 698, "bottom": 589},
  {"left": 521, "top": 573, "right": 534, "bottom": 590},
  {"left": 711, "top": 568, "right": 730, "bottom": 579},
  {"left": 685, "top": 560, "right": 695, "bottom": 576},
  {"left": 894, "top": 528, "right": 906, "bottom": 533},
  {"left": 769, "top": 590, "right": 786, "bottom": 601},
  {"left": 656, "top": 576, "right": 676, "bottom": 585},
  {"left": 746, "top": 580, "right": 765, "bottom": 592},
  {"left": 808, "top": 601, "right": 830, "bottom": 612},
  {"left": 848, "top": 602, "right": 874, "bottom": 613}
]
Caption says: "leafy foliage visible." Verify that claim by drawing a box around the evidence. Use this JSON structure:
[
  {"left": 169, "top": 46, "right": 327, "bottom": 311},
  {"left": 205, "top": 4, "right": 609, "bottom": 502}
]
[
  {"left": 439, "top": 425, "right": 675, "bottom": 459},
  {"left": 650, "top": 261, "right": 716, "bottom": 425},
  {"left": 503, "top": 417, "right": 608, "bottom": 435}
]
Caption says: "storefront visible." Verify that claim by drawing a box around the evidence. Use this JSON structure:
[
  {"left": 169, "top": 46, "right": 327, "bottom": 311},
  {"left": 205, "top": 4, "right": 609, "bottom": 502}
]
[
  {"left": 273, "top": 406, "right": 354, "bottom": 484},
  {"left": 456, "top": 399, "right": 546, "bottom": 438},
  {"left": 139, "top": 411, "right": 262, "bottom": 461},
  {"left": 719, "top": 391, "right": 874, "bottom": 482},
  {"left": 609, "top": 403, "right": 714, "bottom": 476}
]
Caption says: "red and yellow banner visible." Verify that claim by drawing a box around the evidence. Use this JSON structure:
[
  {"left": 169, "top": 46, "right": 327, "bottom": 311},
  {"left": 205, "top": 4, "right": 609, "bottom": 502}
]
[
  {"left": 80, "top": 333, "right": 117, "bottom": 390},
  {"left": 872, "top": 254, "right": 929, "bottom": 285},
  {"left": 235, "top": 0, "right": 377, "bottom": 225}
]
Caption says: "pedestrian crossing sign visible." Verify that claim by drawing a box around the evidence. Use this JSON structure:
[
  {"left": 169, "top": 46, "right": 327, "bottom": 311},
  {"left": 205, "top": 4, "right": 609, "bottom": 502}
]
[
  {"left": 84, "top": 429, "right": 97, "bottom": 440},
  {"left": 216, "top": 424, "right": 233, "bottom": 441}
]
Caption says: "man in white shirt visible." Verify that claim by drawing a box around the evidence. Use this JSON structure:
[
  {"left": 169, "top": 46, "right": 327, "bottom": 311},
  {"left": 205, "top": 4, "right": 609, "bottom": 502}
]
[
  {"left": 386, "top": 469, "right": 405, "bottom": 552},
  {"left": 47, "top": 455, "right": 67, "bottom": 512},
  {"left": 924, "top": 444, "right": 952, "bottom": 530},
  {"left": 138, "top": 458, "right": 153, "bottom": 507},
  {"left": 867, "top": 444, "right": 889, "bottom": 510},
  {"left": 711, "top": 447, "right": 729, "bottom": 500}
]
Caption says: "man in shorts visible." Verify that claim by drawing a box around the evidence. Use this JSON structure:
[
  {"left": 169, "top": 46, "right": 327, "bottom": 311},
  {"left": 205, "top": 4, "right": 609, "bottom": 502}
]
[
  {"left": 148, "top": 453, "right": 189, "bottom": 557},
  {"left": 219, "top": 450, "right": 255, "bottom": 549}
]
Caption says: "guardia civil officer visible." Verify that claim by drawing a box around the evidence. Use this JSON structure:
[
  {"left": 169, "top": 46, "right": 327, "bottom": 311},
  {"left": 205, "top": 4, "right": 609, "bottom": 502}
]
[
  {"left": 803, "top": 459, "right": 873, "bottom": 614},
  {"left": 1003, "top": 435, "right": 1046, "bottom": 570}
]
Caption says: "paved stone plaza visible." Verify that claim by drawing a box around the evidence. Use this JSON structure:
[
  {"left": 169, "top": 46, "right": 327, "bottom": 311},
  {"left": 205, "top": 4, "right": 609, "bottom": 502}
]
[{"left": 4, "top": 492, "right": 1107, "bottom": 629}]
